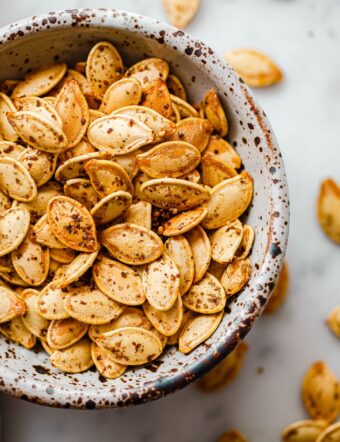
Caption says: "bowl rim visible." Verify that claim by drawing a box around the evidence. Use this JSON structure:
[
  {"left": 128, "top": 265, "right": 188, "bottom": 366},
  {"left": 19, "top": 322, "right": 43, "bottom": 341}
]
[{"left": 0, "top": 8, "right": 289, "bottom": 409}]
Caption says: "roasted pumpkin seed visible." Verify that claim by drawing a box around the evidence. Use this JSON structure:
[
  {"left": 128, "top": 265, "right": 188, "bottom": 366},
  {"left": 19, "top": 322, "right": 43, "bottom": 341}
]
[
  {"left": 143, "top": 295, "right": 183, "bottom": 336},
  {"left": 170, "top": 94, "right": 198, "bottom": 118},
  {"left": 201, "top": 152, "right": 237, "bottom": 187},
  {"left": 21, "top": 289, "right": 49, "bottom": 339},
  {"left": 0, "top": 207, "right": 30, "bottom": 257},
  {"left": 168, "top": 118, "right": 213, "bottom": 152},
  {"left": 0, "top": 316, "right": 36, "bottom": 349},
  {"left": 210, "top": 219, "right": 243, "bottom": 264},
  {"left": 164, "top": 235, "right": 194, "bottom": 295},
  {"left": 166, "top": 74, "right": 187, "bottom": 101},
  {"left": 99, "top": 77, "right": 142, "bottom": 114},
  {"left": 163, "top": 0, "right": 200, "bottom": 28},
  {"left": 0, "top": 156, "right": 37, "bottom": 202},
  {"left": 91, "top": 191, "right": 132, "bottom": 225},
  {"left": 326, "top": 306, "right": 340, "bottom": 338},
  {"left": 205, "top": 135, "right": 241, "bottom": 169},
  {"left": 282, "top": 420, "right": 328, "bottom": 442},
  {"left": 202, "top": 89, "right": 228, "bottom": 136},
  {"left": 317, "top": 178, "right": 340, "bottom": 244},
  {"left": 0, "top": 93, "right": 18, "bottom": 142},
  {"left": 18, "top": 148, "right": 58, "bottom": 188},
  {"left": 63, "top": 178, "right": 99, "bottom": 210},
  {"left": 141, "top": 78, "right": 173, "bottom": 119},
  {"left": 122, "top": 200, "right": 152, "bottom": 229},
  {"left": 0, "top": 286, "right": 26, "bottom": 323},
  {"left": 55, "top": 151, "right": 109, "bottom": 182},
  {"left": 47, "top": 317, "right": 88, "bottom": 350},
  {"left": 221, "top": 258, "right": 251, "bottom": 297},
  {"left": 49, "top": 247, "right": 76, "bottom": 264},
  {"left": 56, "top": 250, "right": 99, "bottom": 288},
  {"left": 50, "top": 337, "right": 93, "bottom": 373},
  {"left": 316, "top": 422, "right": 340, "bottom": 442},
  {"left": 161, "top": 206, "right": 208, "bottom": 236},
  {"left": 91, "top": 342, "right": 126, "bottom": 379},
  {"left": 186, "top": 225, "right": 211, "bottom": 282},
  {"left": 0, "top": 141, "right": 25, "bottom": 159},
  {"left": 36, "top": 282, "right": 69, "bottom": 320},
  {"left": 13, "top": 96, "right": 62, "bottom": 127},
  {"left": 235, "top": 224, "right": 255, "bottom": 259},
  {"left": 125, "top": 58, "right": 169, "bottom": 91}
]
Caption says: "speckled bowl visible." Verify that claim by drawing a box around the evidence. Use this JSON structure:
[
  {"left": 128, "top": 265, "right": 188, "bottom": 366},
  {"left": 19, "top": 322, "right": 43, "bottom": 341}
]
[{"left": 0, "top": 9, "right": 289, "bottom": 409}]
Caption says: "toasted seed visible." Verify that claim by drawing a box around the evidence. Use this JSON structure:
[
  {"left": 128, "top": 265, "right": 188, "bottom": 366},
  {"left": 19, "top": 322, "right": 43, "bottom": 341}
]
[
  {"left": 316, "top": 422, "right": 340, "bottom": 442},
  {"left": 164, "top": 235, "right": 194, "bottom": 295},
  {"left": 99, "top": 77, "right": 142, "bottom": 114},
  {"left": 49, "top": 248, "right": 76, "bottom": 264},
  {"left": 0, "top": 286, "right": 26, "bottom": 323},
  {"left": 137, "top": 141, "right": 200, "bottom": 179},
  {"left": 326, "top": 306, "right": 340, "bottom": 338},
  {"left": 91, "top": 191, "right": 132, "bottom": 225},
  {"left": 151, "top": 327, "right": 168, "bottom": 349},
  {"left": 140, "top": 178, "right": 210, "bottom": 212},
  {"left": 63, "top": 178, "right": 99, "bottom": 210},
  {"left": 50, "top": 337, "right": 93, "bottom": 373},
  {"left": 40, "top": 339, "right": 54, "bottom": 354},
  {"left": 171, "top": 102, "right": 181, "bottom": 123},
  {"left": 143, "top": 253, "right": 180, "bottom": 311},
  {"left": 186, "top": 225, "right": 211, "bottom": 282},
  {"left": 55, "top": 80, "right": 90, "bottom": 148},
  {"left": 198, "top": 341, "right": 248, "bottom": 392},
  {"left": 112, "top": 105, "right": 175, "bottom": 141},
  {"left": 170, "top": 94, "right": 199, "bottom": 118},
  {"left": 141, "top": 78, "right": 173, "bottom": 119},
  {"left": 0, "top": 141, "right": 25, "bottom": 159},
  {"left": 11, "top": 229, "right": 50, "bottom": 286},
  {"left": 163, "top": 0, "right": 200, "bottom": 28},
  {"left": 56, "top": 250, "right": 99, "bottom": 288},
  {"left": 168, "top": 118, "right": 213, "bottom": 152},
  {"left": 201, "top": 152, "right": 237, "bottom": 187},
  {"left": 91, "top": 342, "right": 126, "bottom": 379},
  {"left": 166, "top": 74, "right": 187, "bottom": 101},
  {"left": 18, "top": 148, "right": 58, "bottom": 188},
  {"left": 0, "top": 93, "right": 18, "bottom": 142},
  {"left": 47, "top": 318, "right": 88, "bottom": 350},
  {"left": 98, "top": 326, "right": 163, "bottom": 365},
  {"left": 55, "top": 151, "right": 110, "bottom": 182},
  {"left": 0, "top": 316, "right": 36, "bottom": 349},
  {"left": 58, "top": 139, "right": 96, "bottom": 164},
  {"left": 143, "top": 295, "right": 183, "bottom": 336},
  {"left": 133, "top": 171, "right": 152, "bottom": 201},
  {"left": 93, "top": 255, "right": 145, "bottom": 306},
  {"left": 161, "top": 206, "right": 208, "bottom": 236},
  {"left": 167, "top": 308, "right": 195, "bottom": 345},
  {"left": 0, "top": 207, "right": 30, "bottom": 257},
  {"left": 183, "top": 272, "right": 226, "bottom": 314},
  {"left": 264, "top": 261, "right": 289, "bottom": 314},
  {"left": 86, "top": 41, "right": 124, "bottom": 98},
  {"left": 317, "top": 178, "right": 340, "bottom": 244},
  {"left": 87, "top": 114, "right": 154, "bottom": 155},
  {"left": 282, "top": 420, "right": 328, "bottom": 442},
  {"left": 110, "top": 150, "right": 140, "bottom": 179},
  {"left": 36, "top": 282, "right": 69, "bottom": 320},
  {"left": 125, "top": 58, "right": 169, "bottom": 91},
  {"left": 217, "top": 430, "right": 247, "bottom": 442},
  {"left": 84, "top": 159, "right": 133, "bottom": 197},
  {"left": 13, "top": 96, "right": 62, "bottom": 127},
  {"left": 0, "top": 268, "right": 29, "bottom": 287},
  {"left": 211, "top": 219, "right": 243, "bottom": 264},
  {"left": 21, "top": 289, "right": 49, "bottom": 339},
  {"left": 203, "top": 89, "right": 228, "bottom": 136},
  {"left": 205, "top": 135, "right": 241, "bottom": 169},
  {"left": 224, "top": 49, "right": 283, "bottom": 88},
  {"left": 64, "top": 286, "right": 122, "bottom": 325},
  {"left": 179, "top": 311, "right": 223, "bottom": 353},
  {"left": 235, "top": 225, "right": 255, "bottom": 259},
  {"left": 54, "top": 68, "right": 93, "bottom": 97},
  {"left": 47, "top": 196, "right": 98, "bottom": 252},
  {"left": 12, "top": 63, "right": 67, "bottom": 97},
  {"left": 221, "top": 258, "right": 251, "bottom": 297},
  {"left": 202, "top": 172, "right": 253, "bottom": 229},
  {"left": 122, "top": 201, "right": 152, "bottom": 229},
  {"left": 302, "top": 361, "right": 340, "bottom": 423},
  {"left": 101, "top": 223, "right": 163, "bottom": 265},
  {"left": 0, "top": 156, "right": 37, "bottom": 202}
]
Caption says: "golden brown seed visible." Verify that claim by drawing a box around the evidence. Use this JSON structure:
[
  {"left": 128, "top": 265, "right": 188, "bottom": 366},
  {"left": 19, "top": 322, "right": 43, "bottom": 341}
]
[
  {"left": 110, "top": 150, "right": 140, "bottom": 179},
  {"left": 0, "top": 268, "right": 29, "bottom": 287},
  {"left": 0, "top": 156, "right": 37, "bottom": 202},
  {"left": 0, "top": 207, "right": 30, "bottom": 257},
  {"left": 47, "top": 317, "right": 89, "bottom": 350},
  {"left": 164, "top": 235, "right": 194, "bottom": 295},
  {"left": 0, "top": 286, "right": 26, "bottom": 323},
  {"left": 63, "top": 178, "right": 100, "bottom": 210},
  {"left": 316, "top": 422, "right": 340, "bottom": 442},
  {"left": 168, "top": 118, "right": 213, "bottom": 152},
  {"left": 141, "top": 78, "right": 173, "bottom": 119},
  {"left": 161, "top": 206, "right": 208, "bottom": 236},
  {"left": 21, "top": 289, "right": 49, "bottom": 339},
  {"left": 50, "top": 337, "right": 93, "bottom": 373},
  {"left": 13, "top": 96, "right": 62, "bottom": 127},
  {"left": 170, "top": 94, "right": 199, "bottom": 118},
  {"left": 198, "top": 342, "right": 248, "bottom": 392},
  {"left": 55, "top": 151, "right": 110, "bottom": 182},
  {"left": 143, "top": 295, "right": 183, "bottom": 336},
  {"left": 202, "top": 89, "right": 228, "bottom": 136},
  {"left": 0, "top": 316, "right": 36, "bottom": 349},
  {"left": 326, "top": 306, "right": 340, "bottom": 338},
  {"left": 210, "top": 219, "right": 243, "bottom": 264},
  {"left": 166, "top": 74, "right": 187, "bottom": 101},
  {"left": 0, "top": 141, "right": 25, "bottom": 159},
  {"left": 0, "top": 93, "right": 18, "bottom": 142},
  {"left": 125, "top": 58, "right": 169, "bottom": 91},
  {"left": 58, "top": 139, "right": 96, "bottom": 164},
  {"left": 264, "top": 261, "right": 289, "bottom": 314},
  {"left": 201, "top": 152, "right": 237, "bottom": 187},
  {"left": 235, "top": 224, "right": 255, "bottom": 259},
  {"left": 91, "top": 191, "right": 132, "bottom": 225},
  {"left": 281, "top": 420, "right": 328, "bottom": 442},
  {"left": 163, "top": 0, "right": 200, "bottom": 28},
  {"left": 186, "top": 225, "right": 211, "bottom": 282},
  {"left": 217, "top": 430, "right": 247, "bottom": 442},
  {"left": 122, "top": 201, "right": 152, "bottom": 229},
  {"left": 91, "top": 342, "right": 126, "bottom": 379},
  {"left": 99, "top": 77, "right": 142, "bottom": 114},
  {"left": 205, "top": 135, "right": 241, "bottom": 169},
  {"left": 35, "top": 282, "right": 69, "bottom": 320},
  {"left": 18, "top": 148, "right": 58, "bottom": 188},
  {"left": 56, "top": 250, "right": 99, "bottom": 288},
  {"left": 49, "top": 247, "right": 76, "bottom": 264},
  {"left": 317, "top": 178, "right": 340, "bottom": 244},
  {"left": 221, "top": 258, "right": 251, "bottom": 297}
]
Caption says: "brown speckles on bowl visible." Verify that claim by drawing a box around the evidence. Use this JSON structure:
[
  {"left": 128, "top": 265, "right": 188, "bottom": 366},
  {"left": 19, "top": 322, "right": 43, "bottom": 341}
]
[{"left": 0, "top": 8, "right": 289, "bottom": 409}]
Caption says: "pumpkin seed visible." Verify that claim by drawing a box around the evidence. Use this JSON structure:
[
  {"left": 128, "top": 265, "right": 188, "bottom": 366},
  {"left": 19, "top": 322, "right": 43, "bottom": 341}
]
[
  {"left": 171, "top": 102, "right": 181, "bottom": 123},
  {"left": 217, "top": 430, "right": 247, "bottom": 442},
  {"left": 151, "top": 327, "right": 168, "bottom": 349},
  {"left": 100, "top": 77, "right": 142, "bottom": 114},
  {"left": 317, "top": 178, "right": 340, "bottom": 244},
  {"left": 221, "top": 258, "right": 251, "bottom": 297},
  {"left": 141, "top": 78, "right": 173, "bottom": 119},
  {"left": 202, "top": 172, "right": 253, "bottom": 229},
  {"left": 64, "top": 178, "right": 99, "bottom": 210},
  {"left": 326, "top": 306, "right": 340, "bottom": 338},
  {"left": 91, "top": 342, "right": 126, "bottom": 379},
  {"left": 57, "top": 69, "right": 93, "bottom": 98},
  {"left": 183, "top": 272, "right": 226, "bottom": 314},
  {"left": 0, "top": 141, "right": 25, "bottom": 159},
  {"left": 140, "top": 178, "right": 210, "bottom": 212},
  {"left": 49, "top": 247, "right": 76, "bottom": 264},
  {"left": 166, "top": 74, "right": 187, "bottom": 101},
  {"left": 264, "top": 261, "right": 289, "bottom": 314},
  {"left": 282, "top": 420, "right": 328, "bottom": 442},
  {"left": 201, "top": 152, "right": 237, "bottom": 187},
  {"left": 86, "top": 41, "right": 124, "bottom": 98},
  {"left": 21, "top": 289, "right": 49, "bottom": 339},
  {"left": 167, "top": 308, "right": 195, "bottom": 345},
  {"left": 0, "top": 286, "right": 26, "bottom": 323},
  {"left": 170, "top": 94, "right": 199, "bottom": 118},
  {"left": 163, "top": 0, "right": 200, "bottom": 28},
  {"left": 91, "top": 191, "right": 132, "bottom": 225},
  {"left": 224, "top": 49, "right": 283, "bottom": 88},
  {"left": 122, "top": 201, "right": 152, "bottom": 229},
  {"left": 84, "top": 159, "right": 133, "bottom": 197},
  {"left": 0, "top": 156, "right": 37, "bottom": 202},
  {"left": 316, "top": 422, "right": 340, "bottom": 442},
  {"left": 98, "top": 326, "right": 163, "bottom": 365},
  {"left": 0, "top": 316, "right": 36, "bottom": 349},
  {"left": 47, "top": 317, "right": 88, "bottom": 350},
  {"left": 168, "top": 118, "right": 213, "bottom": 152},
  {"left": 93, "top": 255, "right": 145, "bottom": 306},
  {"left": 50, "top": 337, "right": 93, "bottom": 373},
  {"left": 58, "top": 139, "right": 96, "bottom": 164},
  {"left": 235, "top": 224, "right": 255, "bottom": 259},
  {"left": 56, "top": 250, "right": 99, "bottom": 288},
  {"left": 36, "top": 282, "right": 69, "bottom": 320},
  {"left": 205, "top": 135, "right": 241, "bottom": 169},
  {"left": 133, "top": 171, "right": 152, "bottom": 201},
  {"left": 40, "top": 338, "right": 54, "bottom": 355},
  {"left": 12, "top": 63, "right": 67, "bottom": 97},
  {"left": 55, "top": 151, "right": 110, "bottom": 182},
  {"left": 211, "top": 219, "right": 243, "bottom": 264},
  {"left": 0, "top": 268, "right": 29, "bottom": 287},
  {"left": 186, "top": 225, "right": 211, "bottom": 282},
  {"left": 18, "top": 148, "right": 58, "bottom": 188},
  {"left": 55, "top": 79, "right": 90, "bottom": 148},
  {"left": 125, "top": 58, "right": 169, "bottom": 91},
  {"left": 110, "top": 150, "right": 140, "bottom": 179},
  {"left": 302, "top": 361, "right": 340, "bottom": 423},
  {"left": 178, "top": 310, "right": 223, "bottom": 353},
  {"left": 64, "top": 285, "right": 123, "bottom": 325},
  {"left": 11, "top": 228, "right": 50, "bottom": 286},
  {"left": 13, "top": 96, "right": 62, "bottom": 127},
  {"left": 101, "top": 223, "right": 163, "bottom": 265},
  {"left": 164, "top": 235, "right": 194, "bottom": 295},
  {"left": 0, "top": 93, "right": 18, "bottom": 142},
  {"left": 143, "top": 253, "right": 180, "bottom": 311},
  {"left": 143, "top": 295, "right": 183, "bottom": 336},
  {"left": 0, "top": 207, "right": 30, "bottom": 257},
  {"left": 161, "top": 206, "right": 208, "bottom": 236},
  {"left": 202, "top": 89, "right": 228, "bottom": 136},
  {"left": 47, "top": 196, "right": 98, "bottom": 252},
  {"left": 137, "top": 141, "right": 200, "bottom": 179}
]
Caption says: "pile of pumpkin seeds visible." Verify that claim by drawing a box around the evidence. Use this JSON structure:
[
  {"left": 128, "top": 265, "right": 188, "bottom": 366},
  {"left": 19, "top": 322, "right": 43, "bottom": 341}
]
[{"left": 0, "top": 41, "right": 254, "bottom": 378}]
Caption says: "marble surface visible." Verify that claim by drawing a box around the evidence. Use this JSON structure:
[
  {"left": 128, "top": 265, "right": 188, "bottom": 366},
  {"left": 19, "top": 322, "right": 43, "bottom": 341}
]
[{"left": 0, "top": 0, "right": 339, "bottom": 441}]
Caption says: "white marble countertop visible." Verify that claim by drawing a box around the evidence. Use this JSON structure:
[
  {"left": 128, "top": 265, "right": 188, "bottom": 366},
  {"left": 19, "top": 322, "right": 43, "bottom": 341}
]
[{"left": 0, "top": 0, "right": 339, "bottom": 441}]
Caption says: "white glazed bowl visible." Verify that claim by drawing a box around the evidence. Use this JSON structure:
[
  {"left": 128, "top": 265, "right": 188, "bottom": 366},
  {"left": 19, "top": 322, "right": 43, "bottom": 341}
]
[{"left": 0, "top": 9, "right": 289, "bottom": 409}]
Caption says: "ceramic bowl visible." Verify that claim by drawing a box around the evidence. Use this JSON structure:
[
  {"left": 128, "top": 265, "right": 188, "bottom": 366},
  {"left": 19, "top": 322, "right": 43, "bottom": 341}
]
[{"left": 0, "top": 9, "right": 289, "bottom": 409}]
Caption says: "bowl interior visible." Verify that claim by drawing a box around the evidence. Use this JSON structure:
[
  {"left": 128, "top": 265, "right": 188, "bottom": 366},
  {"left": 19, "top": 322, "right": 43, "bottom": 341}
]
[{"left": 0, "top": 9, "right": 288, "bottom": 408}]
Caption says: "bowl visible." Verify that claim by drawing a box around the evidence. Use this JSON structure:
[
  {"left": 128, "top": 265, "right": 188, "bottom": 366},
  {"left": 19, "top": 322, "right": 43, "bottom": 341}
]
[{"left": 0, "top": 8, "right": 289, "bottom": 409}]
